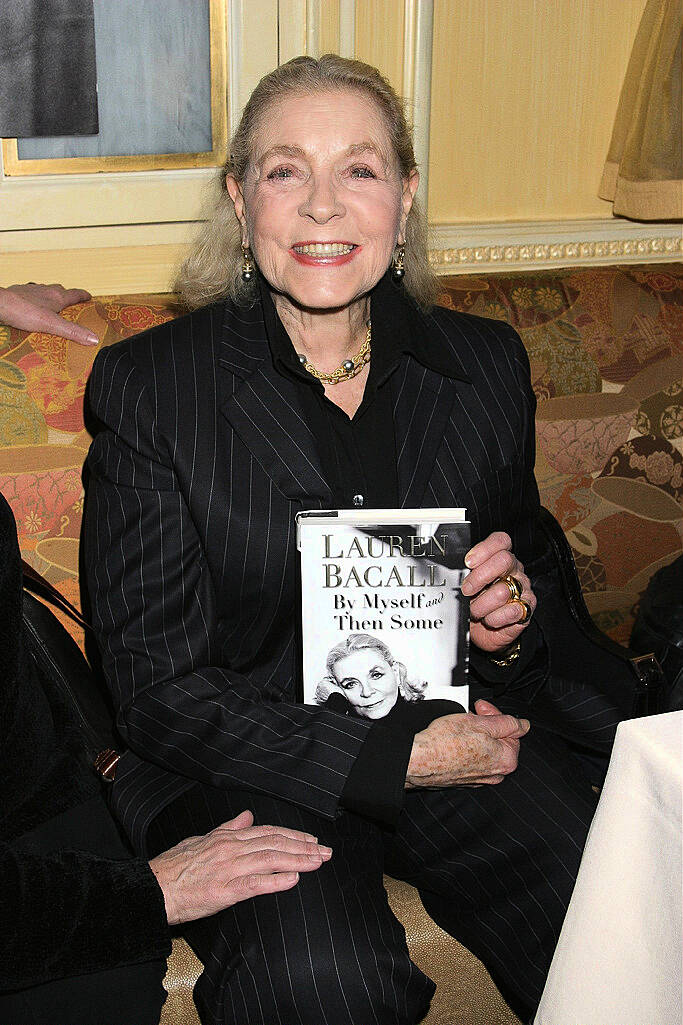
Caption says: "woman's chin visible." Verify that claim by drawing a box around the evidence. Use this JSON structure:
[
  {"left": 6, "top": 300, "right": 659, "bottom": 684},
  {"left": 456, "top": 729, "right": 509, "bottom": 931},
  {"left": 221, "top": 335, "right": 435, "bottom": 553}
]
[
  {"left": 275, "top": 273, "right": 372, "bottom": 312},
  {"left": 356, "top": 696, "right": 397, "bottom": 719}
]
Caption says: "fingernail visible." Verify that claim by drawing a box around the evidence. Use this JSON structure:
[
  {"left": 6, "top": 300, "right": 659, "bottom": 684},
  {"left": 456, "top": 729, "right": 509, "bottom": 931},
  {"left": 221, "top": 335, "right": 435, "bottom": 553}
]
[
  {"left": 520, "top": 719, "right": 531, "bottom": 733},
  {"left": 85, "top": 333, "right": 99, "bottom": 344},
  {"left": 320, "top": 846, "right": 332, "bottom": 857},
  {"left": 464, "top": 551, "right": 473, "bottom": 568}
]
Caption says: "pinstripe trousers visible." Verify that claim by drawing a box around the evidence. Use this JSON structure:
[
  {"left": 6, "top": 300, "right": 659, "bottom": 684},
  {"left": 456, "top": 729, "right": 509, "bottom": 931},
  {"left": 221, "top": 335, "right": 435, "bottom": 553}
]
[{"left": 148, "top": 725, "right": 597, "bottom": 1025}]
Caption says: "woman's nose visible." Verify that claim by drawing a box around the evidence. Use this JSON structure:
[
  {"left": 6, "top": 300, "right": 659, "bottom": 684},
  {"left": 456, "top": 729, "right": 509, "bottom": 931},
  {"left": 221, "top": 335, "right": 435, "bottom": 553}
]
[
  {"left": 358, "top": 678, "right": 375, "bottom": 698},
  {"left": 298, "top": 175, "right": 345, "bottom": 223}
]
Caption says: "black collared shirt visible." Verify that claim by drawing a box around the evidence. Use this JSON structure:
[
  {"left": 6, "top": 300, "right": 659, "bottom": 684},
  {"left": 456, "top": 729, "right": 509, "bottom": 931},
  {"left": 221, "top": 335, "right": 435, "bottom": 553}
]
[
  {"left": 259, "top": 274, "right": 466, "bottom": 826},
  {"left": 260, "top": 273, "right": 463, "bottom": 510}
]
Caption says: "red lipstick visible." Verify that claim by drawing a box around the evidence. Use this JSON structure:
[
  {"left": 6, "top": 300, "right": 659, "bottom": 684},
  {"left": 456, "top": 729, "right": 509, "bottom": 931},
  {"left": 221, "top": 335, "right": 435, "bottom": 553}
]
[{"left": 290, "top": 241, "right": 360, "bottom": 267}]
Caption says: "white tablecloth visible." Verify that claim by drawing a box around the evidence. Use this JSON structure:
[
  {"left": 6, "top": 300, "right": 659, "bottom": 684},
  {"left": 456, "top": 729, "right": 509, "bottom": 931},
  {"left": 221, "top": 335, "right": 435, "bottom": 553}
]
[{"left": 535, "top": 711, "right": 682, "bottom": 1025}]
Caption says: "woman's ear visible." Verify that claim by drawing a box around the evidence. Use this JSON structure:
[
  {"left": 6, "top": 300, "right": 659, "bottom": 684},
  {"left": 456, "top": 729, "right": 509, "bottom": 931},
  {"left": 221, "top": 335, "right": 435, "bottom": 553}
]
[
  {"left": 398, "top": 169, "right": 420, "bottom": 245},
  {"left": 226, "top": 174, "right": 248, "bottom": 244}
]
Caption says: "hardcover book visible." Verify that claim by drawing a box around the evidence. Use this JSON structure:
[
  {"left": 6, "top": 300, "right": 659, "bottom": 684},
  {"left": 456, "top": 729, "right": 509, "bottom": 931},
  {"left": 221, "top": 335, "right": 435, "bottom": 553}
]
[{"left": 296, "top": 509, "right": 470, "bottom": 719}]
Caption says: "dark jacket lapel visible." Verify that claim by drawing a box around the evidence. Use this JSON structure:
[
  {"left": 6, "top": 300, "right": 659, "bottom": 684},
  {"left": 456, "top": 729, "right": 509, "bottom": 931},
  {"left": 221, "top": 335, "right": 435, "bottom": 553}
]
[
  {"left": 217, "top": 303, "right": 332, "bottom": 504},
  {"left": 391, "top": 357, "right": 461, "bottom": 508},
  {"left": 217, "top": 289, "right": 470, "bottom": 510}
]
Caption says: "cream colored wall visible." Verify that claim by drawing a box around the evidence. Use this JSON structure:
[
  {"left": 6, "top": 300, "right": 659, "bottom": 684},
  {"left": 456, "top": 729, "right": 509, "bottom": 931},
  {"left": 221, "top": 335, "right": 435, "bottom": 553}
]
[
  {"left": 0, "top": 0, "right": 666, "bottom": 291},
  {"left": 428, "top": 0, "right": 649, "bottom": 223},
  {"left": 354, "top": 0, "right": 405, "bottom": 95}
]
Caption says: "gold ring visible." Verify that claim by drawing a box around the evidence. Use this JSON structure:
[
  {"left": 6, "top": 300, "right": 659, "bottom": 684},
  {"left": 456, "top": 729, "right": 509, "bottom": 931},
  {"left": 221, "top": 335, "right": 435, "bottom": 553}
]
[
  {"left": 511, "top": 597, "right": 533, "bottom": 623},
  {"left": 501, "top": 574, "right": 523, "bottom": 602}
]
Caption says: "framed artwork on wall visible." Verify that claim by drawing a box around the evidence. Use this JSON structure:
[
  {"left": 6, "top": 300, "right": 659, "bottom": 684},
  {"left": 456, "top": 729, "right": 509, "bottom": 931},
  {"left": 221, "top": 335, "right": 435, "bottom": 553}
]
[{"left": 1, "top": 0, "right": 227, "bottom": 176}]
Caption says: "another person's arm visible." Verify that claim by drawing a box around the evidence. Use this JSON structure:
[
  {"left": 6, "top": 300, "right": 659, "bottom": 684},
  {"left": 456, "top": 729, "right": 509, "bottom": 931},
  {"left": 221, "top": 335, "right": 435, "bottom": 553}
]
[
  {"left": 0, "top": 283, "right": 99, "bottom": 344},
  {"left": 149, "top": 809, "right": 331, "bottom": 926},
  {"left": 1, "top": 812, "right": 329, "bottom": 991}
]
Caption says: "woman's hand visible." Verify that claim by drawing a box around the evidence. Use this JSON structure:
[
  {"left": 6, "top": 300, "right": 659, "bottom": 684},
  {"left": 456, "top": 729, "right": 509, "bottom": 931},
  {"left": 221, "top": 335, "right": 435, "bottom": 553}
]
[
  {"left": 149, "top": 810, "right": 332, "bottom": 926},
  {"left": 405, "top": 699, "right": 530, "bottom": 788},
  {"left": 0, "top": 283, "right": 99, "bottom": 344},
  {"left": 461, "top": 531, "right": 537, "bottom": 654}
]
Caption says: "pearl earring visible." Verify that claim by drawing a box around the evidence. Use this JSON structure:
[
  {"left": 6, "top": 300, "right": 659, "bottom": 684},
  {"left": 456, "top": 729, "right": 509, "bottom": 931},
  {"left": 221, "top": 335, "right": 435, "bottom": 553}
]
[
  {"left": 392, "top": 244, "right": 405, "bottom": 281},
  {"left": 241, "top": 246, "right": 255, "bottom": 282}
]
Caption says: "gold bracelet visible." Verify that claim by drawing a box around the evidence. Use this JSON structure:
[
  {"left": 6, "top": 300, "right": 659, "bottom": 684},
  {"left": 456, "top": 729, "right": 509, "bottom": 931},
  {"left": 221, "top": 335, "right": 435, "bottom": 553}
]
[{"left": 488, "top": 640, "right": 522, "bottom": 667}]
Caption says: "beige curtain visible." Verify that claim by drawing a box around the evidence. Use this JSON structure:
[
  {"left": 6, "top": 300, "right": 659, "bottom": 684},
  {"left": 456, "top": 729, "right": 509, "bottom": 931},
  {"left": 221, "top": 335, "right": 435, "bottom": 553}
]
[{"left": 599, "top": 0, "right": 682, "bottom": 221}]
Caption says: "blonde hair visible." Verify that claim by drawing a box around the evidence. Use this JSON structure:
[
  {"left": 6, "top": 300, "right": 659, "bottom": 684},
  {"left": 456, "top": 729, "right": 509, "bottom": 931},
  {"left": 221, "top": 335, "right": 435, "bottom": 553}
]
[{"left": 175, "top": 54, "right": 439, "bottom": 310}]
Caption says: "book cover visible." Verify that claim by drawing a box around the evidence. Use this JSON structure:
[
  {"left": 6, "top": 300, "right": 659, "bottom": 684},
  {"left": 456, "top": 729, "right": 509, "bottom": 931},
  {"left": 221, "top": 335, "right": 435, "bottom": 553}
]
[{"left": 297, "top": 509, "right": 470, "bottom": 718}]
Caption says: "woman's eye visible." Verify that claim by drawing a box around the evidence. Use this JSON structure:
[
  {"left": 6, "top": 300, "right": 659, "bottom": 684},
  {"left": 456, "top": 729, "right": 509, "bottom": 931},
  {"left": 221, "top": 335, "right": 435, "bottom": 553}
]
[
  {"left": 267, "top": 166, "right": 294, "bottom": 180},
  {"left": 350, "top": 165, "right": 376, "bottom": 179},
  {"left": 370, "top": 669, "right": 385, "bottom": 680},
  {"left": 339, "top": 679, "right": 359, "bottom": 690}
]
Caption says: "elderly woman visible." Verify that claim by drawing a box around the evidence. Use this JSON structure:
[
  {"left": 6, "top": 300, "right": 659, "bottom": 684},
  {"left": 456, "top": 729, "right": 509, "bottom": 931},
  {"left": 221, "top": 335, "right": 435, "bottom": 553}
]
[{"left": 84, "top": 56, "right": 619, "bottom": 1025}]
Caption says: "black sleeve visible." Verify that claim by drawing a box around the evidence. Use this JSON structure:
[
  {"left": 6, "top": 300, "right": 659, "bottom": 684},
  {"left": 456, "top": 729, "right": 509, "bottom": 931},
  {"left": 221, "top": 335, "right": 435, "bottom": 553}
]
[
  {"left": 340, "top": 697, "right": 466, "bottom": 827},
  {"left": 468, "top": 325, "right": 549, "bottom": 701},
  {"left": 470, "top": 618, "right": 545, "bottom": 689},
  {"left": 0, "top": 843, "right": 171, "bottom": 991}
]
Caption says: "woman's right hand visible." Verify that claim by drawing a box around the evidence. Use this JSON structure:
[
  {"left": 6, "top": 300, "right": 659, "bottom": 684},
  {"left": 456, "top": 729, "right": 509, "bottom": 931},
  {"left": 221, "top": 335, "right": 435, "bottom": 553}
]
[
  {"left": 149, "top": 810, "right": 332, "bottom": 925},
  {"left": 405, "top": 699, "right": 530, "bottom": 788}
]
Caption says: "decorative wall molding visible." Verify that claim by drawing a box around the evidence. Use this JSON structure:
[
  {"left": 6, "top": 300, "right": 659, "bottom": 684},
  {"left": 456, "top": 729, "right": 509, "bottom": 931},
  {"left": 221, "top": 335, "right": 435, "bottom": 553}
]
[
  {"left": 428, "top": 218, "right": 683, "bottom": 274},
  {"left": 277, "top": 0, "right": 306, "bottom": 63},
  {"left": 0, "top": 223, "right": 198, "bottom": 253},
  {"left": 305, "top": 0, "right": 321, "bottom": 57},
  {"left": 227, "top": 0, "right": 279, "bottom": 134},
  {"left": 403, "top": 0, "right": 433, "bottom": 214},
  {"left": 0, "top": 168, "right": 218, "bottom": 232},
  {"left": 226, "top": 0, "right": 244, "bottom": 136},
  {"left": 338, "top": 0, "right": 356, "bottom": 58},
  {"left": 0, "top": 222, "right": 201, "bottom": 292}
]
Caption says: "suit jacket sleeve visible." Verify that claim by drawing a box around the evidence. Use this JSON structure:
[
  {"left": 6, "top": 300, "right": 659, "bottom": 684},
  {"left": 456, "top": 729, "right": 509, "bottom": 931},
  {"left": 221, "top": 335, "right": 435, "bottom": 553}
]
[
  {"left": 468, "top": 324, "right": 548, "bottom": 692},
  {"left": 84, "top": 340, "right": 373, "bottom": 821}
]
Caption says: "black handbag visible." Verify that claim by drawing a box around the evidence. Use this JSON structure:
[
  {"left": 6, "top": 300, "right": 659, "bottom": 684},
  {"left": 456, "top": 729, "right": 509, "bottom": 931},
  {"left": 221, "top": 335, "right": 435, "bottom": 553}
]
[
  {"left": 536, "top": 506, "right": 667, "bottom": 718},
  {"left": 21, "top": 561, "right": 121, "bottom": 779},
  {"left": 630, "top": 554, "right": 683, "bottom": 712}
]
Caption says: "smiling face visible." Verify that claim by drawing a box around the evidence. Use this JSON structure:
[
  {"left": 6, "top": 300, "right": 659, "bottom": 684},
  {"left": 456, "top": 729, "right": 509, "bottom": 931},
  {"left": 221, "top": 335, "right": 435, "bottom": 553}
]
[
  {"left": 330, "top": 647, "right": 399, "bottom": 719},
  {"left": 226, "top": 89, "right": 418, "bottom": 312}
]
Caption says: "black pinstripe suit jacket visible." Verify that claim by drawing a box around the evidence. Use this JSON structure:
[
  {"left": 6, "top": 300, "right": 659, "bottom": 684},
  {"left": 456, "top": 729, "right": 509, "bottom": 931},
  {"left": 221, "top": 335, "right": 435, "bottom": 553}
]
[{"left": 83, "top": 295, "right": 622, "bottom": 853}]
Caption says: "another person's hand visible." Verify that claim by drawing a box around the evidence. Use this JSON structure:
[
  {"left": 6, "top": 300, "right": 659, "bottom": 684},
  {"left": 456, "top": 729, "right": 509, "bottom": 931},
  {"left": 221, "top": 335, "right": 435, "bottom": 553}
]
[
  {"left": 149, "top": 810, "right": 332, "bottom": 926},
  {"left": 461, "top": 531, "right": 537, "bottom": 654},
  {"left": 0, "top": 283, "right": 99, "bottom": 345},
  {"left": 405, "top": 699, "right": 530, "bottom": 789}
]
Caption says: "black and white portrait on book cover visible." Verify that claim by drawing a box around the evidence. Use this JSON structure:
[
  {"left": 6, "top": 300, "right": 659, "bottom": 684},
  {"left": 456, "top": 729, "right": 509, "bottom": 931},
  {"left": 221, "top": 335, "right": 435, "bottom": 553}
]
[{"left": 298, "top": 514, "right": 471, "bottom": 717}]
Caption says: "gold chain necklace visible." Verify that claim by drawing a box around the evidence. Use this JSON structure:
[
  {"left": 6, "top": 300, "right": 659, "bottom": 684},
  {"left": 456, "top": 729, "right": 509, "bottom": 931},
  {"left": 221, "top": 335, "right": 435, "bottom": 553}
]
[{"left": 297, "top": 322, "right": 371, "bottom": 385}]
